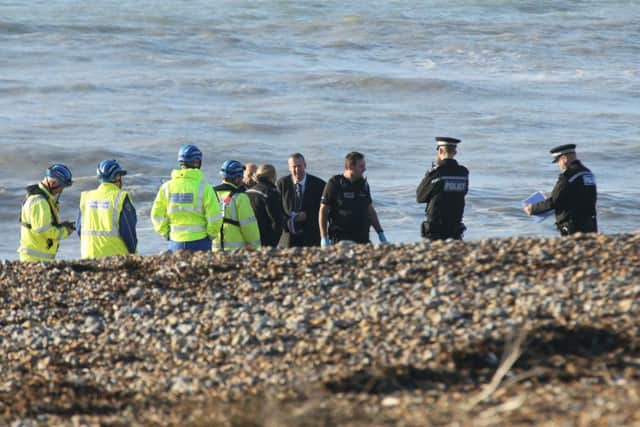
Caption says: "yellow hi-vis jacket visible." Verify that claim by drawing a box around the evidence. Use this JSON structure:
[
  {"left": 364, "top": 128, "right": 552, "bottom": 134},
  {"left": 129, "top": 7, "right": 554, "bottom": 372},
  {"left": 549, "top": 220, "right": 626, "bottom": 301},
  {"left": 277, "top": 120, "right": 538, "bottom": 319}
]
[
  {"left": 18, "top": 183, "right": 71, "bottom": 262},
  {"left": 151, "top": 168, "right": 222, "bottom": 242},
  {"left": 213, "top": 182, "right": 261, "bottom": 251},
  {"left": 79, "top": 182, "right": 130, "bottom": 259}
]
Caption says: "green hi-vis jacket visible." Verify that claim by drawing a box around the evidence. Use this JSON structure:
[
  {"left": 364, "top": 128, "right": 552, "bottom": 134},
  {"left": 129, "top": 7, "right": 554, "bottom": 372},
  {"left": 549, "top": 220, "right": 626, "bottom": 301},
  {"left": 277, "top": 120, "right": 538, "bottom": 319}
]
[
  {"left": 80, "top": 182, "right": 130, "bottom": 259},
  {"left": 151, "top": 168, "right": 222, "bottom": 243},
  {"left": 18, "top": 183, "right": 71, "bottom": 262},
  {"left": 213, "top": 182, "right": 261, "bottom": 251}
]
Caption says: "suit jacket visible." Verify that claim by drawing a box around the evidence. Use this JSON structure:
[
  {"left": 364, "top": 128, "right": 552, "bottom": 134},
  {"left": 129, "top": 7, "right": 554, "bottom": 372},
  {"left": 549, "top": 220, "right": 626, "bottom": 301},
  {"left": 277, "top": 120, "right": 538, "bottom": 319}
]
[{"left": 277, "top": 173, "right": 326, "bottom": 247}]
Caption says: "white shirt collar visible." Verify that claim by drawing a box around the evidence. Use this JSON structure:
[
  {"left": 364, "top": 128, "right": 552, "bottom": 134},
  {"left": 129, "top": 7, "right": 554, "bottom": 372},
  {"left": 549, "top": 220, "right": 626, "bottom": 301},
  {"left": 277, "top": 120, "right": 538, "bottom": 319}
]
[{"left": 294, "top": 174, "right": 307, "bottom": 189}]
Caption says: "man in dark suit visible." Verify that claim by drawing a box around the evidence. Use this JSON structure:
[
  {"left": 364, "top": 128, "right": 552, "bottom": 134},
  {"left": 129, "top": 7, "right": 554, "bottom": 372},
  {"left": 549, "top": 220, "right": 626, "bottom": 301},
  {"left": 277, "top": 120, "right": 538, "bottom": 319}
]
[{"left": 277, "top": 153, "right": 326, "bottom": 247}]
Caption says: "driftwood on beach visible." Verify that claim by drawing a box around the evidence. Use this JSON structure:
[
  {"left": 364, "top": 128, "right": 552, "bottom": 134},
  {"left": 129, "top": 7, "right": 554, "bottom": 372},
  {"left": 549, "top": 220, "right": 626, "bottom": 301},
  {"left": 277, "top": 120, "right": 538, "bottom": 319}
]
[{"left": 1, "top": 233, "right": 639, "bottom": 426}]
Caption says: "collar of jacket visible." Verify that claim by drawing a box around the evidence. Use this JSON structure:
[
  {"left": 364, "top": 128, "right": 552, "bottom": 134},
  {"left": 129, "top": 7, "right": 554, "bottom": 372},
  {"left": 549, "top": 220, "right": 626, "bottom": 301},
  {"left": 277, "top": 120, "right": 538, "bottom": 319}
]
[
  {"left": 437, "top": 158, "right": 459, "bottom": 167},
  {"left": 221, "top": 180, "right": 239, "bottom": 189},
  {"left": 171, "top": 168, "right": 204, "bottom": 181},
  {"left": 98, "top": 182, "right": 121, "bottom": 191},
  {"left": 36, "top": 182, "right": 60, "bottom": 216},
  {"left": 37, "top": 182, "right": 55, "bottom": 199}
]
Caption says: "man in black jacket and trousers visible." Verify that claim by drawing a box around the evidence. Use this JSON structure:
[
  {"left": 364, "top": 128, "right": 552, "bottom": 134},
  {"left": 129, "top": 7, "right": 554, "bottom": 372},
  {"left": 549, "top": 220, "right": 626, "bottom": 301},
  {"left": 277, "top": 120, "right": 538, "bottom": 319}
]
[
  {"left": 277, "top": 153, "right": 326, "bottom": 247},
  {"left": 524, "top": 144, "right": 597, "bottom": 235},
  {"left": 416, "top": 137, "right": 469, "bottom": 240}
]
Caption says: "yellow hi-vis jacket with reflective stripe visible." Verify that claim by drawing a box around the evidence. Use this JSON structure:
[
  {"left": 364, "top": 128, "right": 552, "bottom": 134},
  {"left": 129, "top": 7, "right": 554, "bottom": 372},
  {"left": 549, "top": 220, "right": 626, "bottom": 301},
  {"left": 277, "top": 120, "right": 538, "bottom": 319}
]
[
  {"left": 151, "top": 168, "right": 222, "bottom": 242},
  {"left": 79, "top": 183, "right": 130, "bottom": 259},
  {"left": 213, "top": 181, "right": 261, "bottom": 252},
  {"left": 18, "top": 183, "right": 71, "bottom": 262}
]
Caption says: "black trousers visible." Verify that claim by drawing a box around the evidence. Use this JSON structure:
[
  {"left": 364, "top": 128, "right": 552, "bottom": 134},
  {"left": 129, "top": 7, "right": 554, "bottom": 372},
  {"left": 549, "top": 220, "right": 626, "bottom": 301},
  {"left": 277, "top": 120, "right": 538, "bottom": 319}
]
[
  {"left": 558, "top": 216, "right": 598, "bottom": 236},
  {"left": 421, "top": 221, "right": 465, "bottom": 241}
]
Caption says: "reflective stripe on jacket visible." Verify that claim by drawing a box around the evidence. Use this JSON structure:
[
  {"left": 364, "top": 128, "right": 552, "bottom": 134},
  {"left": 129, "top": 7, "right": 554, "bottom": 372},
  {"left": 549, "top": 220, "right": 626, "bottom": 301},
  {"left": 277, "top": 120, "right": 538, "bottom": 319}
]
[
  {"left": 213, "top": 182, "right": 261, "bottom": 251},
  {"left": 18, "top": 183, "right": 70, "bottom": 262},
  {"left": 151, "top": 168, "right": 222, "bottom": 243},
  {"left": 79, "top": 183, "right": 130, "bottom": 259}
]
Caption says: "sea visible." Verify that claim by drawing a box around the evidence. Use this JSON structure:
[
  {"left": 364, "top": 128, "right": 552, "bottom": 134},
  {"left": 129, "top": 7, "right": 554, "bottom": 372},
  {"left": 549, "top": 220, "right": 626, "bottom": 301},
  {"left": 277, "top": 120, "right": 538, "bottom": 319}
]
[{"left": 1, "top": 1, "right": 638, "bottom": 260}]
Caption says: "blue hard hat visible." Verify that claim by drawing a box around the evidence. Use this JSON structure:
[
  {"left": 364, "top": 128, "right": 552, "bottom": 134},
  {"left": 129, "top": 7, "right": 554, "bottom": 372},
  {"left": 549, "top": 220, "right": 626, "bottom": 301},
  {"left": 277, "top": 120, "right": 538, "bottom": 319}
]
[
  {"left": 178, "top": 144, "right": 203, "bottom": 164},
  {"left": 220, "top": 160, "right": 245, "bottom": 180},
  {"left": 97, "top": 160, "right": 127, "bottom": 183},
  {"left": 46, "top": 164, "right": 73, "bottom": 187}
]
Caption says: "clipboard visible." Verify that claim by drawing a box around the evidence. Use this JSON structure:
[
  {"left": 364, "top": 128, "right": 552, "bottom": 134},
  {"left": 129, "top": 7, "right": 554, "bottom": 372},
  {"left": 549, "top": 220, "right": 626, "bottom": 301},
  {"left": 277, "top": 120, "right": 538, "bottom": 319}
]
[{"left": 522, "top": 191, "right": 553, "bottom": 223}]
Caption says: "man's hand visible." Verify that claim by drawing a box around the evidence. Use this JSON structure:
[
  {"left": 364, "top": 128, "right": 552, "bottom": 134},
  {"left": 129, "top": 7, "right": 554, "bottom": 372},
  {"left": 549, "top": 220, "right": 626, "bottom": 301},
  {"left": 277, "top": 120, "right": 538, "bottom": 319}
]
[
  {"left": 295, "top": 211, "right": 307, "bottom": 222},
  {"left": 524, "top": 204, "right": 533, "bottom": 216}
]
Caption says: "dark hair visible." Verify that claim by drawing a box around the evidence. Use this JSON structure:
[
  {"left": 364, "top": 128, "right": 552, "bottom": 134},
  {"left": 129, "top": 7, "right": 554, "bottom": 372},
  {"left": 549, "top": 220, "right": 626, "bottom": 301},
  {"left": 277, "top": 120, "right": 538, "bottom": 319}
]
[
  {"left": 288, "top": 152, "right": 305, "bottom": 163},
  {"left": 344, "top": 151, "right": 364, "bottom": 169}
]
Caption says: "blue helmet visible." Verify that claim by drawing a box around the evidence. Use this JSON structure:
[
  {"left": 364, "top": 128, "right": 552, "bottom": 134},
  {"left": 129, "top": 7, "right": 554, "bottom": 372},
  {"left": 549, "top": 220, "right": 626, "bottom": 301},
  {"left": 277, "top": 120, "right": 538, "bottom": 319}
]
[
  {"left": 46, "top": 164, "right": 73, "bottom": 187},
  {"left": 220, "top": 160, "right": 245, "bottom": 180},
  {"left": 178, "top": 144, "right": 203, "bottom": 165},
  {"left": 97, "top": 160, "right": 127, "bottom": 183}
]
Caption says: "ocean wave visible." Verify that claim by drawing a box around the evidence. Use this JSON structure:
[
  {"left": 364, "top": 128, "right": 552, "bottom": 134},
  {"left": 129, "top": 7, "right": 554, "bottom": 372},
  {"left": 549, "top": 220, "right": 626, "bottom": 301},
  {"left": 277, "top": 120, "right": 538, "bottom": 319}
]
[
  {"left": 222, "top": 121, "right": 295, "bottom": 135},
  {"left": 0, "top": 21, "right": 31, "bottom": 35},
  {"left": 321, "top": 39, "right": 370, "bottom": 50},
  {"left": 0, "top": 20, "right": 139, "bottom": 36},
  {"left": 304, "top": 74, "right": 459, "bottom": 93},
  {"left": 0, "top": 83, "right": 113, "bottom": 96},
  {"left": 0, "top": 145, "right": 136, "bottom": 183}
]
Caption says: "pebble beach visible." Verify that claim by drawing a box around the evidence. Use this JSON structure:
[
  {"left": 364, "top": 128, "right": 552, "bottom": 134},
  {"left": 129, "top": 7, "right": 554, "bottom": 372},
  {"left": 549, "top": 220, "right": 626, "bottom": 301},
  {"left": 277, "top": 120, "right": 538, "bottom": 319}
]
[{"left": 1, "top": 233, "right": 639, "bottom": 426}]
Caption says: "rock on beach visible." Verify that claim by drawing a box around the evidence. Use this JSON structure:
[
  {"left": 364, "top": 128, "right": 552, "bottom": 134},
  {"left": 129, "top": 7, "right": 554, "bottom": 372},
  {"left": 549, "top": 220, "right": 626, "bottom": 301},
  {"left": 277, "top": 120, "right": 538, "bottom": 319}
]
[{"left": 1, "top": 233, "right": 639, "bottom": 426}]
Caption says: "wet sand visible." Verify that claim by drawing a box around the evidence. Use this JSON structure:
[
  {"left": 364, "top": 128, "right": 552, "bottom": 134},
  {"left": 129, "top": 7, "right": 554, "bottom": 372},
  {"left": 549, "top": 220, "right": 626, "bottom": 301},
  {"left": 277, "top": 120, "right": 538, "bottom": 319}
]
[{"left": 1, "top": 233, "right": 639, "bottom": 426}]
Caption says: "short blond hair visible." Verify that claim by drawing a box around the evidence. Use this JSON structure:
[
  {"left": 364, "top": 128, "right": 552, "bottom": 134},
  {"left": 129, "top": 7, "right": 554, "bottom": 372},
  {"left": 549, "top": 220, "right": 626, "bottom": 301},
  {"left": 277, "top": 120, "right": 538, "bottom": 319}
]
[{"left": 255, "top": 164, "right": 277, "bottom": 185}]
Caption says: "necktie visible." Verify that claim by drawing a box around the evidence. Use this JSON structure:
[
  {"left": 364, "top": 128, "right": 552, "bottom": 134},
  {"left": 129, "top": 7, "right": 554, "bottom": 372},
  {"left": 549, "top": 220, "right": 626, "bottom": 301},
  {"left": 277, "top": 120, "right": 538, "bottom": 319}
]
[{"left": 295, "top": 183, "right": 302, "bottom": 211}]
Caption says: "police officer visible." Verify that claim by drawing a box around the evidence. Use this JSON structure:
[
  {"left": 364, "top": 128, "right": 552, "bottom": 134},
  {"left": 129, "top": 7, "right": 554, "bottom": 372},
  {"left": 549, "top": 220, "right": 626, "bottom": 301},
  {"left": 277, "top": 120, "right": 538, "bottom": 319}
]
[
  {"left": 524, "top": 144, "right": 597, "bottom": 235},
  {"left": 18, "top": 164, "right": 75, "bottom": 262},
  {"left": 319, "top": 151, "right": 387, "bottom": 246},
  {"left": 213, "top": 160, "right": 261, "bottom": 251},
  {"left": 76, "top": 160, "right": 137, "bottom": 259},
  {"left": 416, "top": 137, "right": 469, "bottom": 240},
  {"left": 151, "top": 145, "right": 223, "bottom": 252}
]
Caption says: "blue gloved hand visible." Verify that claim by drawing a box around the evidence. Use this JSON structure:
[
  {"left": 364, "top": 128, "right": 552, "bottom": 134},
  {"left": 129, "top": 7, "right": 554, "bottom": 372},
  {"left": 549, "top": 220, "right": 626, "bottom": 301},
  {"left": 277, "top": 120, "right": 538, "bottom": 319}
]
[
  {"left": 378, "top": 231, "right": 388, "bottom": 244},
  {"left": 321, "top": 237, "right": 331, "bottom": 247}
]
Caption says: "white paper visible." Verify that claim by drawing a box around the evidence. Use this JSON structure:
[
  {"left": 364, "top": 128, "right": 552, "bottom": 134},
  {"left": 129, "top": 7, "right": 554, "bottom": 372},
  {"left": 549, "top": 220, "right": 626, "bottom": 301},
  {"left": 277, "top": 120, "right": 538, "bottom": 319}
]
[{"left": 522, "top": 191, "right": 553, "bottom": 223}]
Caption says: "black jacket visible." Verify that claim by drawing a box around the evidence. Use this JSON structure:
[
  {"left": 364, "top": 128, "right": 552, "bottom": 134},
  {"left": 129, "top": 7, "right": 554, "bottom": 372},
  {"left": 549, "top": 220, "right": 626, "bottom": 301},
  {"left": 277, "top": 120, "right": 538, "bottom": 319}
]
[
  {"left": 531, "top": 160, "right": 597, "bottom": 234},
  {"left": 416, "top": 159, "right": 469, "bottom": 227},
  {"left": 246, "top": 180, "right": 284, "bottom": 247},
  {"left": 321, "top": 175, "right": 373, "bottom": 244},
  {"left": 276, "top": 173, "right": 326, "bottom": 247}
]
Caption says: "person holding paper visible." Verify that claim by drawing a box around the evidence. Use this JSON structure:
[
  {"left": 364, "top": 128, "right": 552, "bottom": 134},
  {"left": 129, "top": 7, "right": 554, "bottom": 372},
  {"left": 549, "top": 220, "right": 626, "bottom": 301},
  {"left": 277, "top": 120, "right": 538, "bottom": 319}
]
[
  {"left": 416, "top": 137, "right": 469, "bottom": 240},
  {"left": 524, "top": 144, "right": 597, "bottom": 236}
]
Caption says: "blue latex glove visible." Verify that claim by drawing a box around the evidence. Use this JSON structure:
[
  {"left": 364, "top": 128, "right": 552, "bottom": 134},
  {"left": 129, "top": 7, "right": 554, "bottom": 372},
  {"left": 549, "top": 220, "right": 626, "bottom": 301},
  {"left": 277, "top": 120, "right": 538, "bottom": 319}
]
[
  {"left": 321, "top": 237, "right": 331, "bottom": 247},
  {"left": 378, "top": 231, "right": 388, "bottom": 244}
]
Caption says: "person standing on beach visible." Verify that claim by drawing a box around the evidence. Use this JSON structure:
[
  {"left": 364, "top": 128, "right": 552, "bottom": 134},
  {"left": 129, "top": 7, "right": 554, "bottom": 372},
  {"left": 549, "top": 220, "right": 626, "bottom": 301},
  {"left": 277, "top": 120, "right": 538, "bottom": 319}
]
[
  {"left": 524, "top": 144, "right": 597, "bottom": 235},
  {"left": 277, "top": 152, "right": 325, "bottom": 248},
  {"left": 319, "top": 151, "right": 387, "bottom": 246},
  {"left": 18, "top": 164, "right": 75, "bottom": 262},
  {"left": 243, "top": 162, "right": 258, "bottom": 189},
  {"left": 151, "top": 145, "right": 223, "bottom": 252},
  {"left": 76, "top": 160, "right": 137, "bottom": 259},
  {"left": 416, "top": 137, "right": 469, "bottom": 240},
  {"left": 246, "top": 164, "right": 284, "bottom": 247},
  {"left": 213, "top": 160, "right": 261, "bottom": 251}
]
